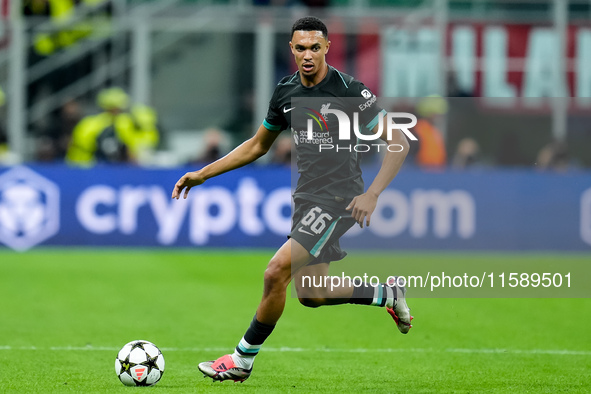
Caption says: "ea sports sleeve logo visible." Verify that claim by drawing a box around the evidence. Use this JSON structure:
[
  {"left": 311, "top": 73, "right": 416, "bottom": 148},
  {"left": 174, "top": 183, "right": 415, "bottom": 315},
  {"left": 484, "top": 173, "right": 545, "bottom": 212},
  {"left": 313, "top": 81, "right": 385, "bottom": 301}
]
[{"left": 0, "top": 167, "right": 60, "bottom": 251}]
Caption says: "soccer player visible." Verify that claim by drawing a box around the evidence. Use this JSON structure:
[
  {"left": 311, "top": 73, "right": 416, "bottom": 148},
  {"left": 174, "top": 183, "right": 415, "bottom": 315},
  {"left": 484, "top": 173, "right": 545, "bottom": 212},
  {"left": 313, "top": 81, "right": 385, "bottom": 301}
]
[{"left": 171, "top": 16, "right": 412, "bottom": 382}]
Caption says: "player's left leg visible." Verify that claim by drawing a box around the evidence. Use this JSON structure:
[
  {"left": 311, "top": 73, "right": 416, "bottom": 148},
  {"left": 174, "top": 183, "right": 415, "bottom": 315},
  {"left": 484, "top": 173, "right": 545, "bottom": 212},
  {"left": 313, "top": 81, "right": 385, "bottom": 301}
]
[
  {"left": 293, "top": 262, "right": 413, "bottom": 333},
  {"left": 290, "top": 202, "right": 412, "bottom": 333},
  {"left": 293, "top": 262, "right": 354, "bottom": 306}
]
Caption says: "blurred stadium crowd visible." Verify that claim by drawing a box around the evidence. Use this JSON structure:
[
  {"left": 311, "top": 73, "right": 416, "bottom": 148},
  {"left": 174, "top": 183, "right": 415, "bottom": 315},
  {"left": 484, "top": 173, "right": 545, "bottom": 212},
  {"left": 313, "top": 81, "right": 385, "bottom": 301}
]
[{"left": 0, "top": 0, "right": 589, "bottom": 170}]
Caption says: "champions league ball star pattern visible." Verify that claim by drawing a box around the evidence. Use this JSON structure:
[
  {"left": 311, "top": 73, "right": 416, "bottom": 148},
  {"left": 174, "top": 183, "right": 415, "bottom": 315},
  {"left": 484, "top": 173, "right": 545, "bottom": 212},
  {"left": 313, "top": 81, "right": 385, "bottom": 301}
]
[{"left": 115, "top": 340, "right": 165, "bottom": 386}]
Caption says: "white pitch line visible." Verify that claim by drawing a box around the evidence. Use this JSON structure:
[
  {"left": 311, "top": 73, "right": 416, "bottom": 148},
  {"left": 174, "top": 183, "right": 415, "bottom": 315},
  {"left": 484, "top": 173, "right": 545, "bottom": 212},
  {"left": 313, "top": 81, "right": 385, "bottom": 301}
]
[
  {"left": 446, "top": 348, "right": 591, "bottom": 356},
  {"left": 0, "top": 346, "right": 590, "bottom": 356}
]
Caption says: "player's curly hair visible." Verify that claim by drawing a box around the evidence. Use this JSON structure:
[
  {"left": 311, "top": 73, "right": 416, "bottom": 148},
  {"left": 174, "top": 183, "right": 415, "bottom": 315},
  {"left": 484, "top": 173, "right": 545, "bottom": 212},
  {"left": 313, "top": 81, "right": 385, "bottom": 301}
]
[{"left": 291, "top": 16, "right": 328, "bottom": 39}]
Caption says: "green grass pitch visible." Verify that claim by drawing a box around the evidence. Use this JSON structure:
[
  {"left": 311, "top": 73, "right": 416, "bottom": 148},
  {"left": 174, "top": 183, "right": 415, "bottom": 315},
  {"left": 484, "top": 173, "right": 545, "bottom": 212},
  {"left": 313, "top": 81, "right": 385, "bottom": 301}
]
[{"left": 0, "top": 249, "right": 590, "bottom": 392}]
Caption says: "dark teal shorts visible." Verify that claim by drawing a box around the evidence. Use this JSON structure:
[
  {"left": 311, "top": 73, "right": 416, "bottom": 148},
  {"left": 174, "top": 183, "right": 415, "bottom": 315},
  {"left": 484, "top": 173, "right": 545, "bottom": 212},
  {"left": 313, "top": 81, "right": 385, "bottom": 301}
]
[{"left": 289, "top": 201, "right": 356, "bottom": 265}]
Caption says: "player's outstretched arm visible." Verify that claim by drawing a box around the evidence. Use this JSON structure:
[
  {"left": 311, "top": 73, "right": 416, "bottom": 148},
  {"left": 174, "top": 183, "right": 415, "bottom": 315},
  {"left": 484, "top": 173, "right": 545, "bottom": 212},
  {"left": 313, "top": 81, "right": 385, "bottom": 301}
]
[
  {"left": 171, "top": 124, "right": 280, "bottom": 199},
  {"left": 346, "top": 120, "right": 410, "bottom": 227}
]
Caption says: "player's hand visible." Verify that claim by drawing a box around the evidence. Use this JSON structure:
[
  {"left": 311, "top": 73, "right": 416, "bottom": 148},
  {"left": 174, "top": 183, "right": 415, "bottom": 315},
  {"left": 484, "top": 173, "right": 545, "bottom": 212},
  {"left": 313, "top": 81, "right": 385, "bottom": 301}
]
[
  {"left": 171, "top": 171, "right": 206, "bottom": 199},
  {"left": 346, "top": 192, "right": 378, "bottom": 228}
]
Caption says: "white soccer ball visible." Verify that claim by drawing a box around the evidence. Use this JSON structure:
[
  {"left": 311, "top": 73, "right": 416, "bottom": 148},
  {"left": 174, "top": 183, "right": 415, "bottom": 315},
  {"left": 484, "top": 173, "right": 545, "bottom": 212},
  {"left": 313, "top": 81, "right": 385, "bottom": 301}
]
[{"left": 115, "top": 340, "right": 165, "bottom": 386}]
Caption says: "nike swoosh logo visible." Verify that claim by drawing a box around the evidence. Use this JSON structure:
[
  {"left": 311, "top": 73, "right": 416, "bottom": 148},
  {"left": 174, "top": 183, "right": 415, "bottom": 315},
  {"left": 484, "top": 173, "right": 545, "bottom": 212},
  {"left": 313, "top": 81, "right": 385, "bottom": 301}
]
[
  {"left": 297, "top": 227, "right": 314, "bottom": 236},
  {"left": 283, "top": 107, "right": 295, "bottom": 113}
]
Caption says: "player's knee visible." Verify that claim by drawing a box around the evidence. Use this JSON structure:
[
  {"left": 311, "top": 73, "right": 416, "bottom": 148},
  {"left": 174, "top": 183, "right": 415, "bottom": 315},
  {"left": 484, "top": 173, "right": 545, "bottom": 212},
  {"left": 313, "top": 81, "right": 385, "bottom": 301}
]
[
  {"left": 263, "top": 265, "right": 284, "bottom": 286},
  {"left": 263, "top": 255, "right": 290, "bottom": 289},
  {"left": 298, "top": 297, "right": 325, "bottom": 308}
]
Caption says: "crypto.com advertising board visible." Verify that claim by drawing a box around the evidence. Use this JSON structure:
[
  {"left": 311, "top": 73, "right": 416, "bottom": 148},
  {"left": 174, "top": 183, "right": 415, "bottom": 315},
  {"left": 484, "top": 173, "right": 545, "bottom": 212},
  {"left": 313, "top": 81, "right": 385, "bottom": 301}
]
[{"left": 0, "top": 165, "right": 590, "bottom": 253}]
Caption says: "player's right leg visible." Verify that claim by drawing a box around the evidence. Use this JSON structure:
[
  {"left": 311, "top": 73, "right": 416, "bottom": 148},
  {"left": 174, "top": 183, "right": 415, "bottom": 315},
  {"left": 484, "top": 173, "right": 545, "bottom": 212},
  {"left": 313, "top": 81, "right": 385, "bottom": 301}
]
[{"left": 198, "top": 238, "right": 313, "bottom": 382}]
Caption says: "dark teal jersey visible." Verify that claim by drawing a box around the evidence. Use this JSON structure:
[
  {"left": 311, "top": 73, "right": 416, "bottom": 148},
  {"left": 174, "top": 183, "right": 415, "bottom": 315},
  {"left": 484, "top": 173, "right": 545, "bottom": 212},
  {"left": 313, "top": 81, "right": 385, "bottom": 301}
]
[{"left": 263, "top": 65, "right": 385, "bottom": 208}]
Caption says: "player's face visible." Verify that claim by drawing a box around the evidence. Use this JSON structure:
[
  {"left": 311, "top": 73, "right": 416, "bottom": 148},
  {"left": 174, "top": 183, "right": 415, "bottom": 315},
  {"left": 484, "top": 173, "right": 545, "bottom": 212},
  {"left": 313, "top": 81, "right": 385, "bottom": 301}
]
[{"left": 290, "top": 30, "right": 330, "bottom": 83}]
